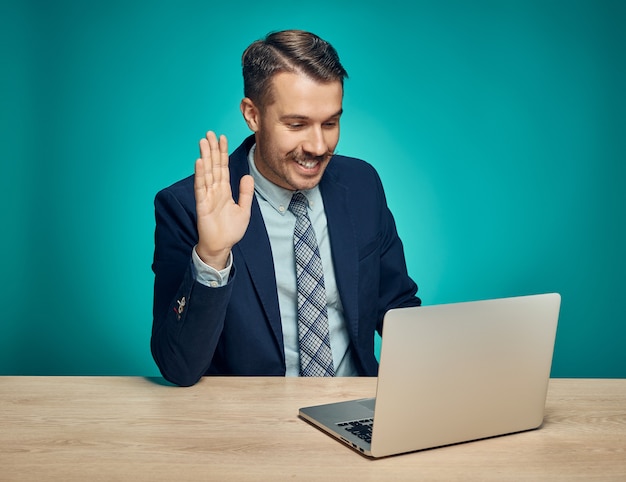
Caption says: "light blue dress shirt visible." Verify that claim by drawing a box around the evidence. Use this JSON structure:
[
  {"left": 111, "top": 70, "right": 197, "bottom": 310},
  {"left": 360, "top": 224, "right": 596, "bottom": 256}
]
[{"left": 192, "top": 144, "right": 357, "bottom": 376}]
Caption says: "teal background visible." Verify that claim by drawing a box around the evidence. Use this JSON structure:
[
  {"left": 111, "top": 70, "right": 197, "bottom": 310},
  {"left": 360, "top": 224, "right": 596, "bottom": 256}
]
[{"left": 1, "top": 1, "right": 624, "bottom": 377}]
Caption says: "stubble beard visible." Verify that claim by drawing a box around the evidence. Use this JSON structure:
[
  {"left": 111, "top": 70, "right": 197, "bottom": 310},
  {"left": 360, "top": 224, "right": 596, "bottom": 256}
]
[{"left": 256, "top": 142, "right": 334, "bottom": 192}]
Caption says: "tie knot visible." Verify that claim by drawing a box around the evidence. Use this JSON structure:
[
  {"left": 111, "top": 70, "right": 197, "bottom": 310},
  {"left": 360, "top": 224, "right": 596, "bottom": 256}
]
[{"left": 289, "top": 192, "right": 309, "bottom": 218}]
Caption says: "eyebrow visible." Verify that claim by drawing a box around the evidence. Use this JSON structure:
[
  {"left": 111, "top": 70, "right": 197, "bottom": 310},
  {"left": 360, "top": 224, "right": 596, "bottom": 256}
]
[{"left": 279, "top": 109, "right": 343, "bottom": 122}]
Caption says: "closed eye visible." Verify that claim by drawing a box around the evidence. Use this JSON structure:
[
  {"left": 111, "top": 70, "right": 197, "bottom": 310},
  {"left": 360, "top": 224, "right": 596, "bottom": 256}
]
[{"left": 281, "top": 110, "right": 342, "bottom": 130}]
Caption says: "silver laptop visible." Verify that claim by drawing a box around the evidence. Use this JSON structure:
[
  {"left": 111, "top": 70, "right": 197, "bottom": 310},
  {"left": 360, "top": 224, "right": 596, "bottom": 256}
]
[{"left": 299, "top": 293, "right": 561, "bottom": 458}]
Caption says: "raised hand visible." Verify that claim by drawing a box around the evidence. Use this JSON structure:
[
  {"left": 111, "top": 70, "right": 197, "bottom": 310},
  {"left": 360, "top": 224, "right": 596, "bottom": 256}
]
[{"left": 194, "top": 131, "right": 254, "bottom": 270}]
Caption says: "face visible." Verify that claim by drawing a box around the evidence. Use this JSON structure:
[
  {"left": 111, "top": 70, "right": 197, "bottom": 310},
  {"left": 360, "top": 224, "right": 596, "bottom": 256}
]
[{"left": 241, "top": 71, "right": 343, "bottom": 191}]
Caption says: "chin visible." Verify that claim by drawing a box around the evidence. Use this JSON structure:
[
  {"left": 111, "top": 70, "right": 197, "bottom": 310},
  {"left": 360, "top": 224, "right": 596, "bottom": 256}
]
[
  {"left": 289, "top": 166, "right": 327, "bottom": 191},
  {"left": 292, "top": 176, "right": 324, "bottom": 191}
]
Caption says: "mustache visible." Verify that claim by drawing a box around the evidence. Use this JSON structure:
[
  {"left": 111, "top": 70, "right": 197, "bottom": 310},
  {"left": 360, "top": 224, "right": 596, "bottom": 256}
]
[{"left": 288, "top": 149, "right": 335, "bottom": 163}]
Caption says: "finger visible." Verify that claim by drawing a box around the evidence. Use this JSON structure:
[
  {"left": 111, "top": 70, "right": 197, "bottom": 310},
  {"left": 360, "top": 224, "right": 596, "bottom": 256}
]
[
  {"left": 199, "top": 134, "right": 209, "bottom": 160},
  {"left": 218, "top": 134, "right": 229, "bottom": 166},
  {"left": 200, "top": 132, "right": 216, "bottom": 187},
  {"left": 207, "top": 131, "right": 223, "bottom": 184},
  {"left": 217, "top": 134, "right": 230, "bottom": 184},
  {"left": 199, "top": 130, "right": 215, "bottom": 163},
  {"left": 237, "top": 174, "right": 255, "bottom": 214},
  {"left": 194, "top": 157, "right": 207, "bottom": 202}
]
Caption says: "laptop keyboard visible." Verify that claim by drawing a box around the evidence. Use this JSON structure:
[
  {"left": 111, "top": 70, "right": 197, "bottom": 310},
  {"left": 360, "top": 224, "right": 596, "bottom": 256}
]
[{"left": 337, "top": 418, "right": 374, "bottom": 443}]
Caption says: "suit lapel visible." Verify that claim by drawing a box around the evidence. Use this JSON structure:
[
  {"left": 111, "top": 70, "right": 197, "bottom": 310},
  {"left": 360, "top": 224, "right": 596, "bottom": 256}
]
[
  {"left": 230, "top": 137, "right": 284, "bottom": 349},
  {"left": 235, "top": 201, "right": 283, "bottom": 345},
  {"left": 320, "top": 175, "right": 360, "bottom": 341}
]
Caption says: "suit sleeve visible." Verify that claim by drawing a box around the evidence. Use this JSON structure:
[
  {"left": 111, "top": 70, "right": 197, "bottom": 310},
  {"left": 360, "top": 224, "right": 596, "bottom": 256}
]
[
  {"left": 150, "top": 187, "right": 232, "bottom": 386},
  {"left": 374, "top": 171, "right": 421, "bottom": 332}
]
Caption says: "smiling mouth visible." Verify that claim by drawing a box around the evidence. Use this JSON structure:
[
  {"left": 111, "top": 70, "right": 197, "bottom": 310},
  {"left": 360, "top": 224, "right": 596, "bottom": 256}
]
[
  {"left": 291, "top": 150, "right": 333, "bottom": 170},
  {"left": 296, "top": 158, "right": 319, "bottom": 169}
]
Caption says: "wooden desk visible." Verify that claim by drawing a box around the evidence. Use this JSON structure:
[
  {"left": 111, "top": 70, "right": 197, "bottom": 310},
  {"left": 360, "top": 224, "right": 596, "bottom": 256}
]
[{"left": 1, "top": 377, "right": 624, "bottom": 481}]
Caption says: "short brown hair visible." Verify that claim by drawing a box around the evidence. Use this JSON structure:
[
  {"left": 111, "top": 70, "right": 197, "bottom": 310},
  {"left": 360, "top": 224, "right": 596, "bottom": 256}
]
[{"left": 242, "top": 30, "right": 348, "bottom": 108}]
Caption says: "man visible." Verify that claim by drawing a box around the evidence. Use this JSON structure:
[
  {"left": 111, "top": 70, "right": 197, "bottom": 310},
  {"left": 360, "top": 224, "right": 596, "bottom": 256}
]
[{"left": 151, "top": 30, "right": 420, "bottom": 386}]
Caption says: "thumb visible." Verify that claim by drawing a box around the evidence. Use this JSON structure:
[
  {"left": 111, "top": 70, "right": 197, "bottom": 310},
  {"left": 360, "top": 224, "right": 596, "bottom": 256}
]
[{"left": 237, "top": 174, "right": 255, "bottom": 213}]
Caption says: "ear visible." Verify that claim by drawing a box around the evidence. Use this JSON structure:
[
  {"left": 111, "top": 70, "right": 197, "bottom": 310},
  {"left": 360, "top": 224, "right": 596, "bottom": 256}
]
[{"left": 240, "top": 98, "right": 260, "bottom": 132}]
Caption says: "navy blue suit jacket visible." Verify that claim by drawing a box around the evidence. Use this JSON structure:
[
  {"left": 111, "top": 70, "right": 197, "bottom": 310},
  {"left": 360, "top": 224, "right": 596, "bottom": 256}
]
[{"left": 151, "top": 135, "right": 420, "bottom": 386}]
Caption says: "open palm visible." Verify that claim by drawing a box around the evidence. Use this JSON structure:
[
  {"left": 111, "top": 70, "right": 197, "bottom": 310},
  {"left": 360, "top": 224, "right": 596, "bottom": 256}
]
[{"left": 194, "top": 131, "right": 254, "bottom": 270}]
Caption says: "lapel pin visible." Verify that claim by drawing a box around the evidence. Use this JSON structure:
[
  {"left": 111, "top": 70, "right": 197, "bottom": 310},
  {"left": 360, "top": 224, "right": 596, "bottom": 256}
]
[{"left": 174, "top": 296, "right": 186, "bottom": 320}]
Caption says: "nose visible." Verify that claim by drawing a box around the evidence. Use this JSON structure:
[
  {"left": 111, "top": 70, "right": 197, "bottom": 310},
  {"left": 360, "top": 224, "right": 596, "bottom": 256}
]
[{"left": 302, "top": 125, "right": 329, "bottom": 158}]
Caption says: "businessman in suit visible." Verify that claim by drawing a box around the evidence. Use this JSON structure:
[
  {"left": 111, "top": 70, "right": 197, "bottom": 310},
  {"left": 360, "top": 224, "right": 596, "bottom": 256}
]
[{"left": 151, "top": 30, "right": 421, "bottom": 386}]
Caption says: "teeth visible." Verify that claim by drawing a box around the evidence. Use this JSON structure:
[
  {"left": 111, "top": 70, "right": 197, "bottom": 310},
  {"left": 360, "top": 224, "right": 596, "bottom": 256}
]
[{"left": 297, "top": 159, "right": 317, "bottom": 169}]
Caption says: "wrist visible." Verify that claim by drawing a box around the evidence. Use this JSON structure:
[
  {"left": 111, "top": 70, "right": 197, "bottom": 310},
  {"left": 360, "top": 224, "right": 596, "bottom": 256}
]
[{"left": 195, "top": 246, "right": 231, "bottom": 271}]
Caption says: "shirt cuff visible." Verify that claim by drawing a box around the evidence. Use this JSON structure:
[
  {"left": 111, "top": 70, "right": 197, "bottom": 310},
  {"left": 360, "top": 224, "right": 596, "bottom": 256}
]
[{"left": 191, "top": 246, "right": 233, "bottom": 288}]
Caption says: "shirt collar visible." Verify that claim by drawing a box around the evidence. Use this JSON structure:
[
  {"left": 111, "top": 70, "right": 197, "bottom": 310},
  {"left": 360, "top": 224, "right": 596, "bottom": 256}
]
[{"left": 247, "top": 143, "right": 320, "bottom": 215}]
